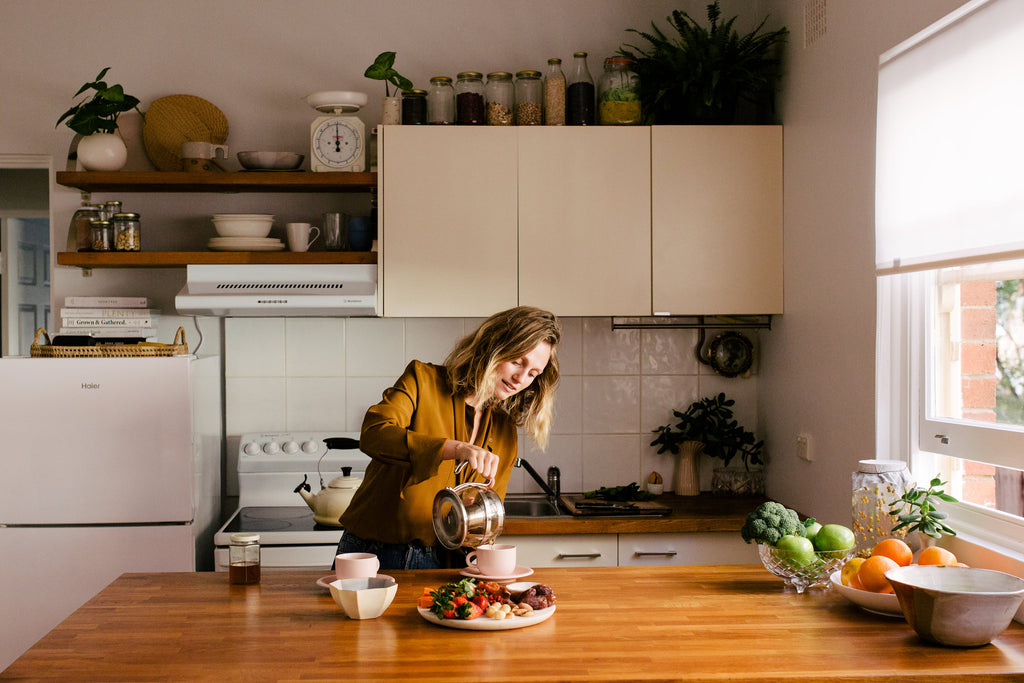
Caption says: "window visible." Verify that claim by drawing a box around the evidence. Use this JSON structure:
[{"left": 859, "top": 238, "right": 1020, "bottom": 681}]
[{"left": 876, "top": 0, "right": 1024, "bottom": 554}]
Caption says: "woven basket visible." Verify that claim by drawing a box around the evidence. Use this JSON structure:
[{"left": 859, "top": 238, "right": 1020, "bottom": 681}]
[
  {"left": 142, "top": 94, "right": 229, "bottom": 171},
  {"left": 30, "top": 327, "right": 188, "bottom": 358}
]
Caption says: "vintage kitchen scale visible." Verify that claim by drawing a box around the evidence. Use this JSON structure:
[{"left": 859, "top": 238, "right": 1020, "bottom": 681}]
[{"left": 305, "top": 90, "right": 368, "bottom": 172}]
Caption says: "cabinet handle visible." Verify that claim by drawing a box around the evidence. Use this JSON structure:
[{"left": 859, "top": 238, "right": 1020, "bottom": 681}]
[
  {"left": 634, "top": 551, "right": 678, "bottom": 558},
  {"left": 557, "top": 553, "right": 602, "bottom": 560}
]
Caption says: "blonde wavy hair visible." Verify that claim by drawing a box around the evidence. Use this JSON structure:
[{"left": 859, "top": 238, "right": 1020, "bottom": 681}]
[{"left": 444, "top": 306, "right": 561, "bottom": 449}]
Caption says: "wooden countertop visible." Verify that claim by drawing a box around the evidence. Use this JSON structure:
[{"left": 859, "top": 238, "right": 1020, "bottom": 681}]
[
  {"left": 502, "top": 493, "right": 765, "bottom": 535},
  {"left": 6, "top": 566, "right": 1024, "bottom": 682}
]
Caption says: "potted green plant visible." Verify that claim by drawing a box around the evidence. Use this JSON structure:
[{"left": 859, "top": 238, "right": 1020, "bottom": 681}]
[
  {"left": 56, "top": 67, "right": 142, "bottom": 171},
  {"left": 889, "top": 475, "right": 958, "bottom": 549},
  {"left": 364, "top": 51, "right": 414, "bottom": 125},
  {"left": 618, "top": 2, "right": 789, "bottom": 124},
  {"left": 652, "top": 392, "right": 765, "bottom": 495}
]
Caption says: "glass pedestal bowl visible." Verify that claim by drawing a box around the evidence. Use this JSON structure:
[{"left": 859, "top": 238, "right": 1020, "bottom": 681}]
[{"left": 757, "top": 543, "right": 852, "bottom": 594}]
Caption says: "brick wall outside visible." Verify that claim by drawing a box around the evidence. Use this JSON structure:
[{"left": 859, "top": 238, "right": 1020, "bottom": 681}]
[{"left": 959, "top": 282, "right": 997, "bottom": 508}]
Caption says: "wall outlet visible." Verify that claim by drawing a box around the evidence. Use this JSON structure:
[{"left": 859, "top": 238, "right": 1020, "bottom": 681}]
[{"left": 797, "top": 433, "right": 813, "bottom": 461}]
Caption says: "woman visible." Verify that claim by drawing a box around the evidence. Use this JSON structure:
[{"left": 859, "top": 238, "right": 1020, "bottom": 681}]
[{"left": 337, "top": 306, "right": 561, "bottom": 570}]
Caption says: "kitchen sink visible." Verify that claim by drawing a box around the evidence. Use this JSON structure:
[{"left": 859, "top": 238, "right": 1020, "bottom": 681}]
[{"left": 503, "top": 496, "right": 563, "bottom": 517}]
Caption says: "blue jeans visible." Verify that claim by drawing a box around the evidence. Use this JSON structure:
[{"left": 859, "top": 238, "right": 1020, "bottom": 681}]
[{"left": 336, "top": 531, "right": 444, "bottom": 571}]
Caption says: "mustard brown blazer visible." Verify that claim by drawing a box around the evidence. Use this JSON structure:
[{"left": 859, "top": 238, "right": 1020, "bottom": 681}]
[{"left": 340, "top": 360, "right": 518, "bottom": 546}]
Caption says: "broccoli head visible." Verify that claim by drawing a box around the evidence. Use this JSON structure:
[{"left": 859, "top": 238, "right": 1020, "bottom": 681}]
[{"left": 740, "top": 501, "right": 805, "bottom": 545}]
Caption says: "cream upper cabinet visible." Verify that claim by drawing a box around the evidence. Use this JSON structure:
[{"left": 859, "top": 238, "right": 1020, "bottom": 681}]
[
  {"left": 651, "top": 126, "right": 783, "bottom": 315},
  {"left": 517, "top": 127, "right": 652, "bottom": 316},
  {"left": 380, "top": 126, "right": 518, "bottom": 317}
]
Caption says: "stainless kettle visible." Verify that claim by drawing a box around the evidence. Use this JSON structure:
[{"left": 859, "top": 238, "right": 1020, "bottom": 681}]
[{"left": 432, "top": 462, "right": 504, "bottom": 549}]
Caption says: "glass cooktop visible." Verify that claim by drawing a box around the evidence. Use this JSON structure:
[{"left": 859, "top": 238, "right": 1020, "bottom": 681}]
[{"left": 222, "top": 506, "right": 342, "bottom": 534}]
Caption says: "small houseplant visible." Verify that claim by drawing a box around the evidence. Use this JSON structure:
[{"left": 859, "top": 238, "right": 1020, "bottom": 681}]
[
  {"left": 652, "top": 393, "right": 765, "bottom": 495},
  {"left": 889, "top": 475, "right": 958, "bottom": 546},
  {"left": 56, "top": 67, "right": 142, "bottom": 171},
  {"left": 364, "top": 51, "right": 414, "bottom": 125},
  {"left": 618, "top": 2, "right": 789, "bottom": 124}
]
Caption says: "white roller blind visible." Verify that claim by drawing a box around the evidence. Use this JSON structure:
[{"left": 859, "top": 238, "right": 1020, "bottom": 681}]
[{"left": 875, "top": 0, "right": 1024, "bottom": 275}]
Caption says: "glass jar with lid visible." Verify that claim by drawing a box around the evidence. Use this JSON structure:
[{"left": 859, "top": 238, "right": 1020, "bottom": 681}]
[
  {"left": 543, "top": 58, "right": 566, "bottom": 125},
  {"left": 427, "top": 76, "right": 455, "bottom": 124},
  {"left": 566, "top": 51, "right": 595, "bottom": 125},
  {"left": 401, "top": 88, "right": 427, "bottom": 125},
  {"left": 68, "top": 202, "right": 103, "bottom": 252},
  {"left": 852, "top": 460, "right": 914, "bottom": 556},
  {"left": 598, "top": 57, "right": 642, "bottom": 125},
  {"left": 90, "top": 220, "right": 113, "bottom": 252},
  {"left": 101, "top": 200, "right": 122, "bottom": 223},
  {"left": 455, "top": 71, "right": 485, "bottom": 125},
  {"left": 112, "top": 212, "right": 141, "bottom": 251},
  {"left": 228, "top": 532, "right": 261, "bottom": 585},
  {"left": 514, "top": 70, "right": 543, "bottom": 125},
  {"left": 485, "top": 72, "right": 513, "bottom": 126}
]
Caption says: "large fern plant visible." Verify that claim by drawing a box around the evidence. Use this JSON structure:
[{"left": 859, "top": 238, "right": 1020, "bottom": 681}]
[{"left": 619, "top": 2, "right": 788, "bottom": 124}]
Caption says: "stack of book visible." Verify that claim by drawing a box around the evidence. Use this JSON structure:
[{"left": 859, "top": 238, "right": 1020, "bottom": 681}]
[{"left": 59, "top": 296, "right": 158, "bottom": 342}]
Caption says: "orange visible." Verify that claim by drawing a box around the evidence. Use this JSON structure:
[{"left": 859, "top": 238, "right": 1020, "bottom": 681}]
[
  {"left": 848, "top": 571, "right": 866, "bottom": 590},
  {"left": 918, "top": 546, "right": 957, "bottom": 566},
  {"left": 871, "top": 538, "right": 913, "bottom": 567},
  {"left": 858, "top": 555, "right": 899, "bottom": 592}
]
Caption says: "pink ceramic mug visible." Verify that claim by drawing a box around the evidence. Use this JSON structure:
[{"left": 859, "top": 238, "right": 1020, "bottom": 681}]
[
  {"left": 465, "top": 543, "right": 517, "bottom": 576},
  {"left": 334, "top": 552, "right": 379, "bottom": 581}
]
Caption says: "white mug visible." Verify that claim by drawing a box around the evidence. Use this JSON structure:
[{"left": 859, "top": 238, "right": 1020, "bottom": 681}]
[
  {"left": 334, "top": 552, "right": 379, "bottom": 581},
  {"left": 465, "top": 543, "right": 517, "bottom": 576},
  {"left": 286, "top": 222, "right": 320, "bottom": 252},
  {"left": 181, "top": 141, "right": 228, "bottom": 160}
]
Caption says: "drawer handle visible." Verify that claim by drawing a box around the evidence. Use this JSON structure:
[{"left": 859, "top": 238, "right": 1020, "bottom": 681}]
[
  {"left": 634, "top": 551, "right": 678, "bottom": 558},
  {"left": 557, "top": 553, "right": 602, "bottom": 559}
]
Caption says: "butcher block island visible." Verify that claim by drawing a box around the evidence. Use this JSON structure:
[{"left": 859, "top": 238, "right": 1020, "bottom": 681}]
[{"left": 6, "top": 566, "right": 1024, "bottom": 682}]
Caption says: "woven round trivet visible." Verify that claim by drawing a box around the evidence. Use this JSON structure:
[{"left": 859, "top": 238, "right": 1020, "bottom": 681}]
[{"left": 142, "top": 94, "right": 229, "bottom": 171}]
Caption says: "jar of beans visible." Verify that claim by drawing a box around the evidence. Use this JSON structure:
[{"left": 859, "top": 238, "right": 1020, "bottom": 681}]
[
  {"left": 112, "top": 212, "right": 141, "bottom": 251},
  {"left": 455, "top": 71, "right": 485, "bottom": 125},
  {"left": 514, "top": 70, "right": 543, "bottom": 125},
  {"left": 485, "top": 72, "right": 513, "bottom": 125},
  {"left": 90, "top": 220, "right": 113, "bottom": 252},
  {"left": 427, "top": 76, "right": 455, "bottom": 124},
  {"left": 401, "top": 88, "right": 427, "bottom": 125}
]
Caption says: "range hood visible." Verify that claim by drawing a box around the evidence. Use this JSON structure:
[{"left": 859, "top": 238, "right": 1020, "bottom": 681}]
[{"left": 175, "top": 264, "right": 378, "bottom": 317}]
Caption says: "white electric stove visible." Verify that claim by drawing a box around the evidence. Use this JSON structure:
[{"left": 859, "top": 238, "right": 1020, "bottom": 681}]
[{"left": 213, "top": 432, "right": 370, "bottom": 571}]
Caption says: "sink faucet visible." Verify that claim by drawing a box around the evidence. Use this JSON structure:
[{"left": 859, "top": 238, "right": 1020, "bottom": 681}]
[{"left": 515, "top": 457, "right": 560, "bottom": 504}]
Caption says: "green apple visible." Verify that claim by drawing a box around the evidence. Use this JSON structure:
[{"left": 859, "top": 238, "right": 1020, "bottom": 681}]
[
  {"left": 802, "top": 518, "right": 822, "bottom": 544},
  {"left": 813, "top": 523, "right": 855, "bottom": 551},
  {"left": 775, "top": 534, "right": 815, "bottom": 568}
]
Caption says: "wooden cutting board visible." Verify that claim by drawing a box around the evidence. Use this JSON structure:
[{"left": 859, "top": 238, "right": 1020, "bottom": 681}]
[{"left": 559, "top": 495, "right": 672, "bottom": 516}]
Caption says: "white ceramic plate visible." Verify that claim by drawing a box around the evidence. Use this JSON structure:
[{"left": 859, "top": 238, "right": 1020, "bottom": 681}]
[
  {"left": 458, "top": 565, "right": 534, "bottom": 582},
  {"left": 207, "top": 242, "right": 285, "bottom": 252},
  {"left": 829, "top": 570, "right": 903, "bottom": 617},
  {"left": 207, "top": 238, "right": 283, "bottom": 245},
  {"left": 417, "top": 604, "right": 555, "bottom": 631}
]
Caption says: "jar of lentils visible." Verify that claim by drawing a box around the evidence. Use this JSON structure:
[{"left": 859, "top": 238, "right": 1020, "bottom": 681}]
[
  {"left": 485, "top": 72, "right": 513, "bottom": 125},
  {"left": 514, "top": 70, "right": 543, "bottom": 125},
  {"left": 455, "top": 71, "right": 485, "bottom": 125},
  {"left": 427, "top": 76, "right": 455, "bottom": 124},
  {"left": 112, "top": 212, "right": 141, "bottom": 251}
]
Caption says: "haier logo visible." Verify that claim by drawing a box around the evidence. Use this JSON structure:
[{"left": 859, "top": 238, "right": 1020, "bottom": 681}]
[{"left": 81, "top": 383, "right": 100, "bottom": 389}]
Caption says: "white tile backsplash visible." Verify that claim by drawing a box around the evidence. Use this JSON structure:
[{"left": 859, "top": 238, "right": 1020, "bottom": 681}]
[{"left": 224, "top": 316, "right": 759, "bottom": 495}]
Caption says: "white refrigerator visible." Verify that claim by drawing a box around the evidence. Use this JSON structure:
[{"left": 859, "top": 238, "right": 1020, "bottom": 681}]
[{"left": 0, "top": 355, "right": 222, "bottom": 671}]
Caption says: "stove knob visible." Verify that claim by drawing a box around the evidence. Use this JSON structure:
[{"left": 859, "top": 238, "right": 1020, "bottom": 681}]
[
  {"left": 263, "top": 441, "right": 281, "bottom": 454},
  {"left": 302, "top": 440, "right": 319, "bottom": 454},
  {"left": 282, "top": 440, "right": 300, "bottom": 454},
  {"left": 243, "top": 441, "right": 261, "bottom": 456}
]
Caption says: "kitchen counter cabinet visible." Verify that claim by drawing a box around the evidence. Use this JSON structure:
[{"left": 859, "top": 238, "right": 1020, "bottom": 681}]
[
  {"left": 7, "top": 566, "right": 1024, "bottom": 682},
  {"left": 513, "top": 533, "right": 619, "bottom": 568}
]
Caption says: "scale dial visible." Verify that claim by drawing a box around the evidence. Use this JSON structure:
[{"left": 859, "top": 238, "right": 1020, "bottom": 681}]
[{"left": 310, "top": 115, "right": 365, "bottom": 172}]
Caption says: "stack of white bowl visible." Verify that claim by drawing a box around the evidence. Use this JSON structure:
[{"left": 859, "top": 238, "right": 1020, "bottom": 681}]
[{"left": 208, "top": 214, "right": 283, "bottom": 251}]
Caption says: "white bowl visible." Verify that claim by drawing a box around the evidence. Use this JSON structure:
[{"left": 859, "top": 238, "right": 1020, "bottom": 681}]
[
  {"left": 328, "top": 575, "right": 397, "bottom": 620},
  {"left": 211, "top": 213, "right": 274, "bottom": 238},
  {"left": 886, "top": 565, "right": 1024, "bottom": 647},
  {"left": 237, "top": 151, "right": 304, "bottom": 170},
  {"left": 829, "top": 570, "right": 902, "bottom": 617}
]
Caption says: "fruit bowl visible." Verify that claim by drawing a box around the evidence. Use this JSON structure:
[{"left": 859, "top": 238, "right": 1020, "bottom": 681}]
[
  {"left": 829, "top": 570, "right": 902, "bottom": 617},
  {"left": 758, "top": 543, "right": 852, "bottom": 594}
]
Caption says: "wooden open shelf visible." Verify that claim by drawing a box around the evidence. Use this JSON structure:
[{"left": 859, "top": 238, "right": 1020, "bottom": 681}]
[
  {"left": 55, "top": 170, "right": 377, "bottom": 193},
  {"left": 57, "top": 251, "right": 377, "bottom": 268}
]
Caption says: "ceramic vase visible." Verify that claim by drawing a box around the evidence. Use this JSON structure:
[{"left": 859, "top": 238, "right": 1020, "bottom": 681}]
[
  {"left": 673, "top": 441, "right": 703, "bottom": 496},
  {"left": 381, "top": 96, "right": 401, "bottom": 125},
  {"left": 77, "top": 132, "right": 128, "bottom": 171}
]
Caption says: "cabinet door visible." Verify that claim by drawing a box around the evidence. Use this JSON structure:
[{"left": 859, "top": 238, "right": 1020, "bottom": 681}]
[
  {"left": 652, "top": 126, "right": 783, "bottom": 315},
  {"left": 380, "top": 126, "right": 518, "bottom": 317},
  {"left": 518, "top": 127, "right": 651, "bottom": 316},
  {"left": 618, "top": 532, "right": 756, "bottom": 566},
  {"left": 507, "top": 533, "right": 618, "bottom": 568}
]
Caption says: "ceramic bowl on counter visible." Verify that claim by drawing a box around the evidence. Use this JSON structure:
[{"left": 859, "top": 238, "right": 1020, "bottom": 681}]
[
  {"left": 758, "top": 543, "right": 852, "bottom": 594},
  {"left": 885, "top": 565, "right": 1024, "bottom": 647},
  {"left": 329, "top": 575, "right": 398, "bottom": 620},
  {"left": 211, "top": 213, "right": 274, "bottom": 238},
  {"left": 237, "top": 151, "right": 304, "bottom": 170}
]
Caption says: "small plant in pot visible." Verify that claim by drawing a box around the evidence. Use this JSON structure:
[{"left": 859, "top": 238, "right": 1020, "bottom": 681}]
[
  {"left": 364, "top": 51, "right": 414, "bottom": 125},
  {"left": 889, "top": 475, "right": 958, "bottom": 550},
  {"left": 56, "top": 67, "right": 142, "bottom": 171}
]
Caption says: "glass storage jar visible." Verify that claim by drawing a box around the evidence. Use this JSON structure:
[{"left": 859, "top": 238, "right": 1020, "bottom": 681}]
[
  {"left": 455, "top": 71, "right": 485, "bottom": 125},
  {"left": 401, "top": 88, "right": 427, "bottom": 125},
  {"left": 852, "top": 460, "right": 914, "bottom": 556},
  {"left": 228, "top": 532, "right": 261, "bottom": 585},
  {"left": 101, "top": 200, "right": 122, "bottom": 223},
  {"left": 68, "top": 203, "right": 103, "bottom": 252},
  {"left": 566, "top": 51, "right": 595, "bottom": 125},
  {"left": 89, "top": 220, "right": 113, "bottom": 252},
  {"left": 427, "top": 76, "right": 455, "bottom": 124},
  {"left": 598, "top": 57, "right": 642, "bottom": 125},
  {"left": 514, "top": 70, "right": 543, "bottom": 125},
  {"left": 485, "top": 72, "right": 513, "bottom": 125},
  {"left": 112, "top": 212, "right": 141, "bottom": 252},
  {"left": 543, "top": 58, "right": 566, "bottom": 125}
]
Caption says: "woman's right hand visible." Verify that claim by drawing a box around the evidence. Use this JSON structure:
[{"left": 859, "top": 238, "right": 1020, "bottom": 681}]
[{"left": 443, "top": 440, "right": 499, "bottom": 487}]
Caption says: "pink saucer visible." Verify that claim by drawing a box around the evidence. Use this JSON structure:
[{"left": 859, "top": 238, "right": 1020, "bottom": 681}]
[{"left": 458, "top": 565, "right": 534, "bottom": 582}]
